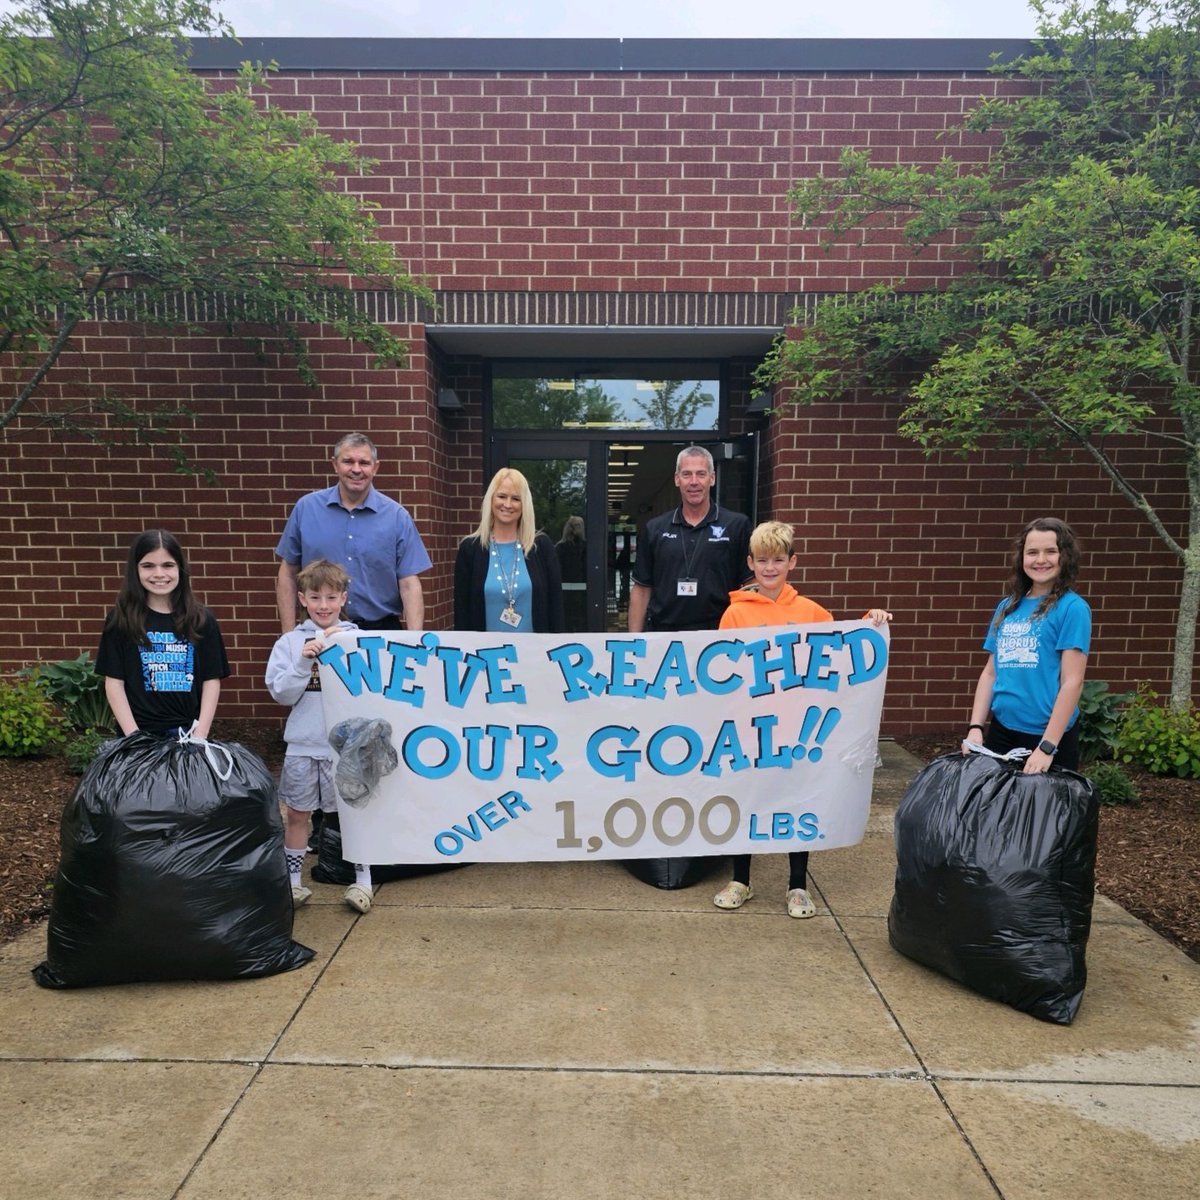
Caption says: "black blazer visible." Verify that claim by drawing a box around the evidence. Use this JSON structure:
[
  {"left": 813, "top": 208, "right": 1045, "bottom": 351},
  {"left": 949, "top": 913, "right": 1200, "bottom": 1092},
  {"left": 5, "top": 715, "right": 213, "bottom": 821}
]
[{"left": 453, "top": 532, "right": 566, "bottom": 633}]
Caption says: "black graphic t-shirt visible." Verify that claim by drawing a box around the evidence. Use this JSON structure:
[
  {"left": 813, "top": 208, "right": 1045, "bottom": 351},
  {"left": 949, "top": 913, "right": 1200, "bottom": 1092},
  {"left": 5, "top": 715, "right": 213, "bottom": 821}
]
[{"left": 97, "top": 608, "right": 230, "bottom": 734}]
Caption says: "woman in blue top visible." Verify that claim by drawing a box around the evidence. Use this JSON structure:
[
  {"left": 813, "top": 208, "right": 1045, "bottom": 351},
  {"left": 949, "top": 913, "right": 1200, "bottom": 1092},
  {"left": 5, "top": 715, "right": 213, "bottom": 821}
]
[
  {"left": 963, "top": 517, "right": 1091, "bottom": 773},
  {"left": 454, "top": 467, "right": 564, "bottom": 634}
]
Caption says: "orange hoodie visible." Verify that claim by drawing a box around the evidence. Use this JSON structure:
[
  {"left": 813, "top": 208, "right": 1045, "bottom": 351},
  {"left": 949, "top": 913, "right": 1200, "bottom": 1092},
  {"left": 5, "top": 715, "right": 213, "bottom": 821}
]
[{"left": 718, "top": 583, "right": 833, "bottom": 629}]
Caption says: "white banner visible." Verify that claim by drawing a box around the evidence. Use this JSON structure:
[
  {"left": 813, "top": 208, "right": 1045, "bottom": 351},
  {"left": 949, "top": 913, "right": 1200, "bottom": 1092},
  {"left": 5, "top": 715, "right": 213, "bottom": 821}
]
[{"left": 315, "top": 623, "right": 889, "bottom": 865}]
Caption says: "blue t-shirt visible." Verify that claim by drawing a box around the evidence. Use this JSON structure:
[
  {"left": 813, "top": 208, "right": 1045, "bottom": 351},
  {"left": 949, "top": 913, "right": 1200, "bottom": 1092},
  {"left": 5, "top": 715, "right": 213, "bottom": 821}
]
[
  {"left": 275, "top": 485, "right": 431, "bottom": 623},
  {"left": 984, "top": 590, "right": 1091, "bottom": 735},
  {"left": 483, "top": 540, "right": 533, "bottom": 632}
]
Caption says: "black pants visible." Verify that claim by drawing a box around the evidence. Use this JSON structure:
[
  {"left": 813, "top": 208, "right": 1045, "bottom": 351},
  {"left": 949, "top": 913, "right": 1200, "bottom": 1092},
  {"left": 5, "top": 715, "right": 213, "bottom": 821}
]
[
  {"left": 730, "top": 851, "right": 809, "bottom": 889},
  {"left": 985, "top": 714, "right": 1080, "bottom": 771},
  {"left": 351, "top": 614, "right": 403, "bottom": 630}
]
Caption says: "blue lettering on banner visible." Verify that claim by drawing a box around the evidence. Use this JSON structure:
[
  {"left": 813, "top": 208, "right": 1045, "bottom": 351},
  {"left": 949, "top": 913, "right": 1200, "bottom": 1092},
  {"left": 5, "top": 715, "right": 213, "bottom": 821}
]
[
  {"left": 799, "top": 632, "right": 842, "bottom": 692},
  {"left": 740, "top": 631, "right": 805, "bottom": 697},
  {"left": 544, "top": 642, "right": 609, "bottom": 701},
  {"left": 400, "top": 724, "right": 562, "bottom": 781},
  {"left": 321, "top": 635, "right": 530, "bottom": 707},
  {"left": 319, "top": 636, "right": 389, "bottom": 697},
  {"left": 322, "top": 628, "right": 888, "bottom": 710},
  {"left": 748, "top": 812, "right": 822, "bottom": 841},
  {"left": 645, "top": 640, "right": 699, "bottom": 699},
  {"left": 695, "top": 640, "right": 743, "bottom": 694},
  {"left": 431, "top": 640, "right": 490, "bottom": 707},
  {"left": 434, "top": 790, "right": 533, "bottom": 856},
  {"left": 843, "top": 627, "right": 887, "bottom": 683},
  {"left": 585, "top": 714, "right": 843, "bottom": 783}
]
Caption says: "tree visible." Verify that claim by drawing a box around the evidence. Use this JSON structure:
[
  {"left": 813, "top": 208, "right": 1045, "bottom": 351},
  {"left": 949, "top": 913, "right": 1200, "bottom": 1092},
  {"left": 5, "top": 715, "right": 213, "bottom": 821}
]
[
  {"left": 632, "top": 379, "right": 715, "bottom": 430},
  {"left": 0, "top": 0, "right": 430, "bottom": 464},
  {"left": 492, "top": 377, "right": 621, "bottom": 431},
  {"left": 757, "top": 0, "right": 1200, "bottom": 709}
]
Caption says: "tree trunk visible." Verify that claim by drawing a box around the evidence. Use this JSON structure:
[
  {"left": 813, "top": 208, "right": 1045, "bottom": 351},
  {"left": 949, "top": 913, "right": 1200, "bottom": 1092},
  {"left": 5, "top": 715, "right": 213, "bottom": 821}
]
[{"left": 1171, "top": 543, "right": 1200, "bottom": 711}]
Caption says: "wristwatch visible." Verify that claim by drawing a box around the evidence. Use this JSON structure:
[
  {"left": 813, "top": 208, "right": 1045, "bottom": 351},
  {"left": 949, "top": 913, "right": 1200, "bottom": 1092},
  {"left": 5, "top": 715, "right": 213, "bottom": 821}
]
[{"left": 1038, "top": 739, "right": 1058, "bottom": 756}]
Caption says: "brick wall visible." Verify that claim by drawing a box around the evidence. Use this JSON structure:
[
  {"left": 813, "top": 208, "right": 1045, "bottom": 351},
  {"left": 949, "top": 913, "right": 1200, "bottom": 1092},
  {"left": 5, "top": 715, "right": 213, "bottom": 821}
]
[{"left": 0, "top": 53, "right": 1190, "bottom": 732}]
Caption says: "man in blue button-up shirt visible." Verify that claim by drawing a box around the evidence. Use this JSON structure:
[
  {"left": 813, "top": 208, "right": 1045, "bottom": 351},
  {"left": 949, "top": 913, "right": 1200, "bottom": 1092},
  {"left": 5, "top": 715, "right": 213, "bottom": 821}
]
[{"left": 275, "top": 433, "right": 431, "bottom": 632}]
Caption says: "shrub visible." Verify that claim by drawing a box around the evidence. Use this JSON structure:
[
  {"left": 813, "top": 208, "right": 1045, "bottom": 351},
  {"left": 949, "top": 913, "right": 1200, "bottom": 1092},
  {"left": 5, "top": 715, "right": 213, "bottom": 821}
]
[
  {"left": 0, "top": 676, "right": 64, "bottom": 757},
  {"left": 1075, "top": 679, "right": 1134, "bottom": 766},
  {"left": 21, "top": 653, "right": 114, "bottom": 733},
  {"left": 1117, "top": 686, "right": 1200, "bottom": 778},
  {"left": 62, "top": 727, "right": 114, "bottom": 775},
  {"left": 1085, "top": 760, "right": 1138, "bottom": 806}
]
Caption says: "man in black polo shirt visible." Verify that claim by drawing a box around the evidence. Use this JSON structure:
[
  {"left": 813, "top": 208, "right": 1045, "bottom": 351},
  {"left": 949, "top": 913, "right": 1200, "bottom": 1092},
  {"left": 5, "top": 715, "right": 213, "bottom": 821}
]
[{"left": 627, "top": 445, "right": 751, "bottom": 633}]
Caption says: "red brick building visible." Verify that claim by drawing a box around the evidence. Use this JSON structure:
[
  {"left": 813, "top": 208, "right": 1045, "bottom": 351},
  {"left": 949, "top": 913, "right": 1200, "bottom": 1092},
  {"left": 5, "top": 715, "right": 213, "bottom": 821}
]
[{"left": 0, "top": 38, "right": 1187, "bottom": 730}]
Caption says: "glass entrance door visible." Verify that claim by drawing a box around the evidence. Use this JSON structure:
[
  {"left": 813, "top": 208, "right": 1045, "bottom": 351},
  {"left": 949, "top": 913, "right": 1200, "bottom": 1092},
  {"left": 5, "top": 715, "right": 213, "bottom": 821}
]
[{"left": 492, "top": 436, "right": 756, "bottom": 633}]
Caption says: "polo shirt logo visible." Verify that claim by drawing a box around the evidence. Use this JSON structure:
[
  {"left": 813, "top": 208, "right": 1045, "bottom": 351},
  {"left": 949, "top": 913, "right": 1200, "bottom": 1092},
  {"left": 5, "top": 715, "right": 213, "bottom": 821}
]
[{"left": 710, "top": 525, "right": 726, "bottom": 539}]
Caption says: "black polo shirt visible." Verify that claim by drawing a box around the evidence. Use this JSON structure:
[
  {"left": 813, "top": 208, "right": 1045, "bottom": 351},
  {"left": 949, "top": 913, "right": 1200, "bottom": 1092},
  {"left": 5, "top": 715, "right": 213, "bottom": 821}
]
[{"left": 632, "top": 503, "right": 751, "bottom": 631}]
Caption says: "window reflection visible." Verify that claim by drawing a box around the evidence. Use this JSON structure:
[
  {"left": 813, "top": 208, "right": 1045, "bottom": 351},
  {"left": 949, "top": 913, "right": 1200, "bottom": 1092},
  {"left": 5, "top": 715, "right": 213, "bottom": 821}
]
[{"left": 493, "top": 365, "right": 719, "bottom": 432}]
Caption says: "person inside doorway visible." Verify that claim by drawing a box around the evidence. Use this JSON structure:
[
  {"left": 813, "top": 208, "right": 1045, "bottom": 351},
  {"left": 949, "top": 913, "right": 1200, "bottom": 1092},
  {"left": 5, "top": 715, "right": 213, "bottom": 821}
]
[
  {"left": 555, "top": 514, "right": 587, "bottom": 632},
  {"left": 626, "top": 445, "right": 750, "bottom": 633}
]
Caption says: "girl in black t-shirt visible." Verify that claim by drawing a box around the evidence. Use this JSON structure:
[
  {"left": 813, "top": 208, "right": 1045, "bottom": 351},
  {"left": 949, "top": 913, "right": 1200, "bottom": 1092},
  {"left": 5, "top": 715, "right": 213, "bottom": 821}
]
[{"left": 97, "top": 529, "right": 230, "bottom": 737}]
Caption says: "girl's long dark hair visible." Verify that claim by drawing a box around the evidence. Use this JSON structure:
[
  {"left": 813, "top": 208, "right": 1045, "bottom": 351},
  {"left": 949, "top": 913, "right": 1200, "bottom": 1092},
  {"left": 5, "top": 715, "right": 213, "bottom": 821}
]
[
  {"left": 991, "top": 517, "right": 1081, "bottom": 632},
  {"left": 106, "top": 529, "right": 207, "bottom": 647}
]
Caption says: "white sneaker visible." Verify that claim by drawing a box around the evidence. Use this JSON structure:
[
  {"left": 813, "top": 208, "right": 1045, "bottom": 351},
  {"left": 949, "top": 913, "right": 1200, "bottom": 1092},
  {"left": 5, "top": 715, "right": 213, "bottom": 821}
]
[
  {"left": 344, "top": 884, "right": 373, "bottom": 914},
  {"left": 291, "top": 885, "right": 313, "bottom": 907}
]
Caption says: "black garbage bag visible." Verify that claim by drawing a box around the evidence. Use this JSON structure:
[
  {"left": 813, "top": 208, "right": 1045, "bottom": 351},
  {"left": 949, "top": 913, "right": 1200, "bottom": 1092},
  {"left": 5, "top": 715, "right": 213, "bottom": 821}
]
[
  {"left": 888, "top": 751, "right": 1098, "bottom": 1025},
  {"left": 33, "top": 732, "right": 314, "bottom": 989},
  {"left": 622, "top": 856, "right": 720, "bottom": 890},
  {"left": 310, "top": 809, "right": 465, "bottom": 885}
]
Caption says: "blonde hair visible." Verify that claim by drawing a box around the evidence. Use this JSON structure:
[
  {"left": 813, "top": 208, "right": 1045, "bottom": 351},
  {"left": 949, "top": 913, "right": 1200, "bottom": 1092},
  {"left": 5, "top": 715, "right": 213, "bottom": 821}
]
[
  {"left": 749, "top": 520, "right": 795, "bottom": 558},
  {"left": 474, "top": 467, "right": 537, "bottom": 552},
  {"left": 297, "top": 558, "right": 351, "bottom": 594}
]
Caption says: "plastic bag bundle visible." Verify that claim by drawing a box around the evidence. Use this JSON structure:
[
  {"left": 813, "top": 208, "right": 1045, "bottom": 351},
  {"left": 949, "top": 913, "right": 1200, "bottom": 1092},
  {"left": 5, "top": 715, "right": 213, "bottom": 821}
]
[
  {"left": 328, "top": 717, "right": 397, "bottom": 807},
  {"left": 33, "top": 732, "right": 314, "bottom": 988},
  {"left": 888, "top": 752, "right": 1098, "bottom": 1024}
]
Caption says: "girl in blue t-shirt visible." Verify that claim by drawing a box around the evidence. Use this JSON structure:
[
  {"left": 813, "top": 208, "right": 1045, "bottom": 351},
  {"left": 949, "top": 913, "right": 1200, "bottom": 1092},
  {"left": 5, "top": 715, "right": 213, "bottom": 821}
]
[{"left": 963, "top": 517, "right": 1091, "bottom": 773}]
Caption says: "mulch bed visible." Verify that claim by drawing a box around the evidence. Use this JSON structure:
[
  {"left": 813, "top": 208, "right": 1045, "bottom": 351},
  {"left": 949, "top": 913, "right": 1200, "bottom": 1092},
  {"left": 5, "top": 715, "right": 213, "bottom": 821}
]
[{"left": 1, "top": 723, "right": 1197, "bottom": 964}]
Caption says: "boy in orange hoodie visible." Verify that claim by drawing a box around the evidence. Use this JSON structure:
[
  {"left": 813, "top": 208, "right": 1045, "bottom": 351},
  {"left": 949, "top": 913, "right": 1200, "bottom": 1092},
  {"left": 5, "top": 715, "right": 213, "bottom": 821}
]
[{"left": 714, "top": 520, "right": 892, "bottom": 918}]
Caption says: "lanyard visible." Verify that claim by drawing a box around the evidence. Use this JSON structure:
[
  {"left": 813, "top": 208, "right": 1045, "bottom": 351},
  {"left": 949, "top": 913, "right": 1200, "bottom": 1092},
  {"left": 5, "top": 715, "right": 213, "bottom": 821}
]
[
  {"left": 676, "top": 504, "right": 716, "bottom": 578},
  {"left": 490, "top": 540, "right": 522, "bottom": 607}
]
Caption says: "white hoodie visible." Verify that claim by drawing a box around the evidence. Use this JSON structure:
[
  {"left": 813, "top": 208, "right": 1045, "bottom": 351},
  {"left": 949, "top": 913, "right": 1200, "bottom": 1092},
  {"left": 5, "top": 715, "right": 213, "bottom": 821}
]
[{"left": 264, "top": 618, "right": 358, "bottom": 759}]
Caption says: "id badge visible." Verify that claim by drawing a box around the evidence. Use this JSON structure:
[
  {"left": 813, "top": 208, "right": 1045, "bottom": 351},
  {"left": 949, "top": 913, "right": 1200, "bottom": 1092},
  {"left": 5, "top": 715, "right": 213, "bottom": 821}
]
[
  {"left": 677, "top": 578, "right": 698, "bottom": 597},
  {"left": 500, "top": 606, "right": 523, "bottom": 628}
]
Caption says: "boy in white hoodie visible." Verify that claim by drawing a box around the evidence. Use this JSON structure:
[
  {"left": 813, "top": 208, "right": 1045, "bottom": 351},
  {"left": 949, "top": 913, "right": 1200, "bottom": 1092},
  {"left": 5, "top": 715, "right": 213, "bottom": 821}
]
[{"left": 265, "top": 559, "right": 374, "bottom": 913}]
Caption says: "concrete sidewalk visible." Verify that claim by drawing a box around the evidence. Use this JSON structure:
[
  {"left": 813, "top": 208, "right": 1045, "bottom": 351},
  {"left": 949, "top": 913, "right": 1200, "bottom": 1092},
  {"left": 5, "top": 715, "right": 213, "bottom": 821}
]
[{"left": 1, "top": 741, "right": 1197, "bottom": 1199}]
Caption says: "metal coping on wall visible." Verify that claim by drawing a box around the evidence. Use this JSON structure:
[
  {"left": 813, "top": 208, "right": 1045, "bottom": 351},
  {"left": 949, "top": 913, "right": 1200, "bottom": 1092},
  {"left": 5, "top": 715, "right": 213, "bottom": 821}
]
[{"left": 186, "top": 37, "right": 1038, "bottom": 74}]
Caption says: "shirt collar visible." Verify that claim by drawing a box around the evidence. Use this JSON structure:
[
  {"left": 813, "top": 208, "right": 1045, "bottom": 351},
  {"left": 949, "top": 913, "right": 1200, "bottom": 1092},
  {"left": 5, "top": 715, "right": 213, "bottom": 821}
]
[
  {"left": 323, "top": 483, "right": 380, "bottom": 513},
  {"left": 672, "top": 502, "right": 717, "bottom": 528}
]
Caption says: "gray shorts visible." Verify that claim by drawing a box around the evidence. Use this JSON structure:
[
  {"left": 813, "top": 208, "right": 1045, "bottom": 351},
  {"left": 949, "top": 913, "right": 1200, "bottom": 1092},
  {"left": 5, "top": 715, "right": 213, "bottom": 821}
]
[{"left": 279, "top": 756, "right": 338, "bottom": 814}]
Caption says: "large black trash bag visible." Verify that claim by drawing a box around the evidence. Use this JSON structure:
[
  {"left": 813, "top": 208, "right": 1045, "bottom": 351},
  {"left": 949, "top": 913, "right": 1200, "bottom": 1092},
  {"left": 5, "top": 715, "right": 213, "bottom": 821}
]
[
  {"left": 888, "top": 752, "right": 1098, "bottom": 1024},
  {"left": 33, "top": 732, "right": 314, "bottom": 988},
  {"left": 622, "top": 856, "right": 720, "bottom": 890},
  {"left": 310, "top": 809, "right": 465, "bottom": 885}
]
